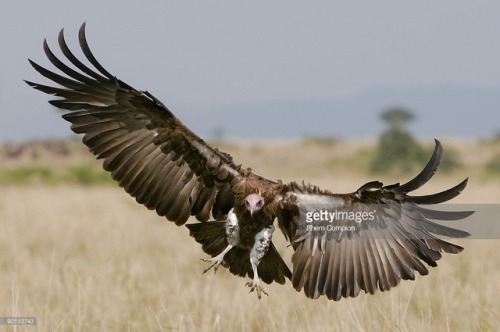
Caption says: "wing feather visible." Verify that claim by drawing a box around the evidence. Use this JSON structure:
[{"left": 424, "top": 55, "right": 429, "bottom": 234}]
[
  {"left": 280, "top": 140, "right": 472, "bottom": 300},
  {"left": 329, "top": 240, "right": 342, "bottom": 300},
  {"left": 60, "top": 29, "right": 110, "bottom": 82},
  {"left": 26, "top": 23, "right": 242, "bottom": 225},
  {"left": 397, "top": 139, "right": 442, "bottom": 193},
  {"left": 408, "top": 179, "right": 468, "bottom": 205},
  {"left": 78, "top": 23, "right": 116, "bottom": 80}
]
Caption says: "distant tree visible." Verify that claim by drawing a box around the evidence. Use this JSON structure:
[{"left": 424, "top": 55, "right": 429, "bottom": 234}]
[
  {"left": 371, "top": 107, "right": 461, "bottom": 174},
  {"left": 485, "top": 153, "right": 500, "bottom": 176},
  {"left": 380, "top": 108, "right": 415, "bottom": 130},
  {"left": 370, "top": 107, "right": 427, "bottom": 174}
]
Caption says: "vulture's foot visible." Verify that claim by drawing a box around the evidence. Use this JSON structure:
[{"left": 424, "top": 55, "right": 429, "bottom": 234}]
[
  {"left": 246, "top": 278, "right": 268, "bottom": 299},
  {"left": 201, "top": 244, "right": 233, "bottom": 274}
]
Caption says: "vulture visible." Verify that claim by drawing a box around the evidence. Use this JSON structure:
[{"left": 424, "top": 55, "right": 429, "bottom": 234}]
[{"left": 26, "top": 23, "right": 473, "bottom": 301}]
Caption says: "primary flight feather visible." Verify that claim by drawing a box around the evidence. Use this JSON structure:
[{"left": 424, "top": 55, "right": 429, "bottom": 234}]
[{"left": 26, "top": 23, "right": 472, "bottom": 301}]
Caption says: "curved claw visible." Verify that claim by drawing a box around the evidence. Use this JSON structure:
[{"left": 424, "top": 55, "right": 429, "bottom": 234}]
[
  {"left": 201, "top": 257, "right": 223, "bottom": 274},
  {"left": 245, "top": 280, "right": 268, "bottom": 300},
  {"left": 201, "top": 244, "right": 233, "bottom": 275}
]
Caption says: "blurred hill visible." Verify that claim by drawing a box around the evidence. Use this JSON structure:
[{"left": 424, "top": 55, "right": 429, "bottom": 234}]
[
  {"left": 3, "top": 86, "right": 500, "bottom": 142},
  {"left": 183, "top": 86, "right": 500, "bottom": 141}
]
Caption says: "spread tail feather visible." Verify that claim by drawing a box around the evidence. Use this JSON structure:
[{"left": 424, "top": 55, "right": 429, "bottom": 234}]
[{"left": 186, "top": 222, "right": 228, "bottom": 257}]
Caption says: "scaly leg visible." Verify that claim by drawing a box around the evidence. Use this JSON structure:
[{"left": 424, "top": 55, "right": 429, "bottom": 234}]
[
  {"left": 246, "top": 224, "right": 274, "bottom": 299},
  {"left": 202, "top": 209, "right": 240, "bottom": 274}
]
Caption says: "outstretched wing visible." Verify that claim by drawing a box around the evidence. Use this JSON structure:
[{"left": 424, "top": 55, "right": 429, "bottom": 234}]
[
  {"left": 25, "top": 23, "right": 242, "bottom": 225},
  {"left": 278, "top": 140, "right": 472, "bottom": 300}
]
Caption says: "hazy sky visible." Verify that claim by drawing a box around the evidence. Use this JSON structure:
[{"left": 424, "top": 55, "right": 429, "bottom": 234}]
[{"left": 2, "top": 1, "right": 500, "bottom": 141}]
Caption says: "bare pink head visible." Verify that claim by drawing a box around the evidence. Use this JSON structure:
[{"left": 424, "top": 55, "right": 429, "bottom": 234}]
[{"left": 245, "top": 193, "right": 264, "bottom": 216}]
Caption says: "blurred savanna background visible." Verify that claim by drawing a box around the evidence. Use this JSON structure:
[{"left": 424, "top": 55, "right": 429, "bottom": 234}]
[{"left": 1, "top": 107, "right": 500, "bottom": 331}]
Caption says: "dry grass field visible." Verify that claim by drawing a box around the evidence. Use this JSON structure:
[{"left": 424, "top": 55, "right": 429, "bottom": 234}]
[{"left": 0, "top": 139, "right": 499, "bottom": 331}]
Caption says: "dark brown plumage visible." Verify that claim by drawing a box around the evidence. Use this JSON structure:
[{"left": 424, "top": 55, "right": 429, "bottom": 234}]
[{"left": 26, "top": 23, "right": 473, "bottom": 301}]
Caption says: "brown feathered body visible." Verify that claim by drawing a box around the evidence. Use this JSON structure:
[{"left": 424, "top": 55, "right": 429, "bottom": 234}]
[{"left": 231, "top": 175, "right": 283, "bottom": 248}]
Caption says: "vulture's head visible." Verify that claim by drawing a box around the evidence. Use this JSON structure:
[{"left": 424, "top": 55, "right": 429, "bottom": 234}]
[{"left": 244, "top": 193, "right": 264, "bottom": 216}]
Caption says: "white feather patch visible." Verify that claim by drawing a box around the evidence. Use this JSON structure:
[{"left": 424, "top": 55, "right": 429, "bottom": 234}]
[
  {"left": 225, "top": 208, "right": 240, "bottom": 246},
  {"left": 294, "top": 193, "right": 345, "bottom": 208}
]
